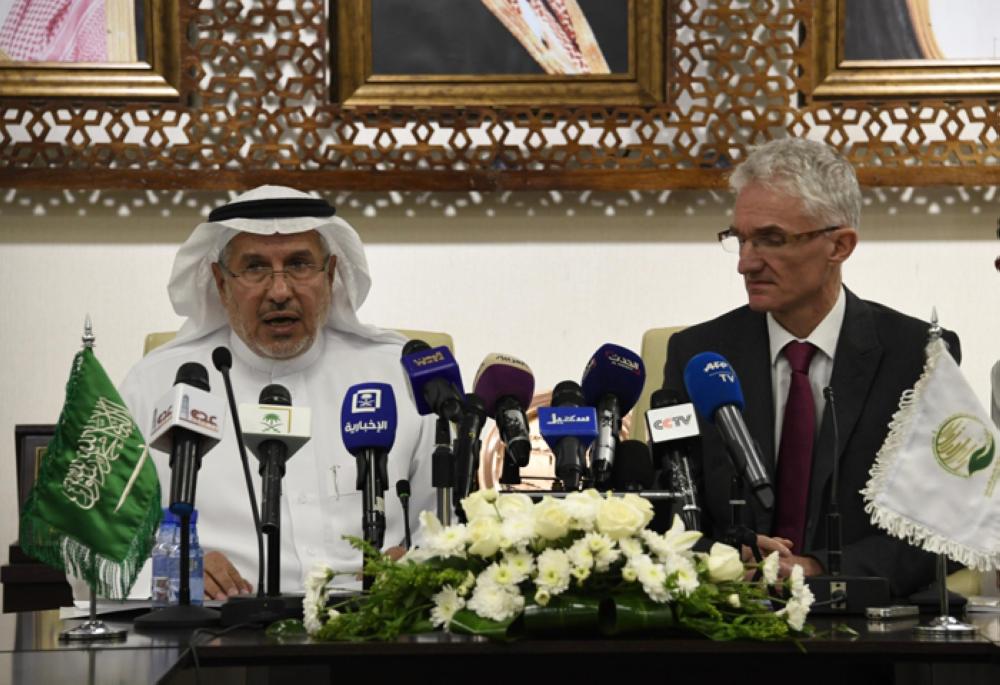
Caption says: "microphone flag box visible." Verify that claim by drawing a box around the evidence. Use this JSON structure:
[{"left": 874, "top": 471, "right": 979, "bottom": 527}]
[
  {"left": 239, "top": 404, "right": 312, "bottom": 459},
  {"left": 341, "top": 383, "right": 397, "bottom": 452},
  {"left": 400, "top": 346, "right": 464, "bottom": 416},
  {"left": 646, "top": 403, "right": 700, "bottom": 443},
  {"left": 149, "top": 385, "right": 225, "bottom": 452},
  {"left": 538, "top": 407, "right": 598, "bottom": 451}
]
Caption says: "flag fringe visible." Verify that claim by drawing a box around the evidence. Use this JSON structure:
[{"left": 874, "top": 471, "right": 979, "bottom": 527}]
[{"left": 863, "top": 337, "right": 1000, "bottom": 572}]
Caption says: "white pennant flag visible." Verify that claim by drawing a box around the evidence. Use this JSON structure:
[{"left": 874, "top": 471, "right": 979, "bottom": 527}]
[{"left": 863, "top": 336, "right": 1000, "bottom": 571}]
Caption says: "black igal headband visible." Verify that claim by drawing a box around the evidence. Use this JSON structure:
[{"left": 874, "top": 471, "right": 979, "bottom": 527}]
[{"left": 208, "top": 197, "right": 336, "bottom": 223}]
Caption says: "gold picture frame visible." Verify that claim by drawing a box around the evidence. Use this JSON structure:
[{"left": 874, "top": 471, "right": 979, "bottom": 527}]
[
  {"left": 0, "top": 0, "right": 181, "bottom": 100},
  {"left": 331, "top": 0, "right": 664, "bottom": 106},
  {"left": 809, "top": 0, "right": 1000, "bottom": 100}
]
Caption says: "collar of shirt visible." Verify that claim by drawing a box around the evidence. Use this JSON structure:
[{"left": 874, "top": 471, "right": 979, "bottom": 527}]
[{"left": 766, "top": 286, "right": 847, "bottom": 458}]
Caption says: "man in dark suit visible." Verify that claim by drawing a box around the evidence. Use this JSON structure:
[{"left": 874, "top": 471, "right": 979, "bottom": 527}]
[{"left": 663, "top": 138, "right": 959, "bottom": 598}]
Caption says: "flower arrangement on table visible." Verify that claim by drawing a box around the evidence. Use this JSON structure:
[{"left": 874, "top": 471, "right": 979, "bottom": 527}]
[{"left": 303, "top": 489, "right": 814, "bottom": 642}]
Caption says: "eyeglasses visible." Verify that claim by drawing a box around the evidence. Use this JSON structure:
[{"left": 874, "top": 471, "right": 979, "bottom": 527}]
[
  {"left": 220, "top": 260, "right": 328, "bottom": 286},
  {"left": 718, "top": 226, "right": 841, "bottom": 254}
]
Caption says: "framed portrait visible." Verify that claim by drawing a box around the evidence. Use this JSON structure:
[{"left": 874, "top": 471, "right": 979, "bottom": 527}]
[
  {"left": 0, "top": 0, "right": 181, "bottom": 99},
  {"left": 332, "top": 0, "right": 664, "bottom": 106},
  {"left": 809, "top": 0, "right": 1000, "bottom": 100},
  {"left": 15, "top": 424, "right": 55, "bottom": 514}
]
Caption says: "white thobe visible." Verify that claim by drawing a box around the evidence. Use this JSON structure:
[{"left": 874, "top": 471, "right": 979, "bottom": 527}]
[{"left": 118, "top": 327, "right": 437, "bottom": 595}]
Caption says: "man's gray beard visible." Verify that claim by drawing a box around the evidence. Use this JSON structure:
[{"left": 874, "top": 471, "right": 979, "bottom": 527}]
[{"left": 231, "top": 308, "right": 329, "bottom": 360}]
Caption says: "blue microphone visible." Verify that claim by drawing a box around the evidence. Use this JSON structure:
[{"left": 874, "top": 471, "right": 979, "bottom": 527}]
[
  {"left": 342, "top": 383, "right": 397, "bottom": 558},
  {"left": 683, "top": 352, "right": 774, "bottom": 511},
  {"left": 539, "top": 405, "right": 598, "bottom": 491},
  {"left": 400, "top": 340, "right": 464, "bottom": 421},
  {"left": 581, "top": 343, "right": 646, "bottom": 487}
]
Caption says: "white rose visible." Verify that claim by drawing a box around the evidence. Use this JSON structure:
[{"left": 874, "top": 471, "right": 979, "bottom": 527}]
[
  {"left": 461, "top": 490, "right": 500, "bottom": 522},
  {"left": 562, "top": 490, "right": 603, "bottom": 531},
  {"left": 496, "top": 492, "right": 533, "bottom": 519},
  {"left": 467, "top": 517, "right": 503, "bottom": 558},
  {"left": 533, "top": 497, "right": 572, "bottom": 540},
  {"left": 499, "top": 515, "right": 534, "bottom": 551},
  {"left": 706, "top": 542, "right": 745, "bottom": 583},
  {"left": 596, "top": 496, "right": 647, "bottom": 540},
  {"left": 621, "top": 494, "right": 655, "bottom": 528}
]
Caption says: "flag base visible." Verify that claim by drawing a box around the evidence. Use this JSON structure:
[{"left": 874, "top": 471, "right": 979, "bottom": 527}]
[
  {"left": 59, "top": 619, "right": 128, "bottom": 641},
  {"left": 913, "top": 614, "right": 978, "bottom": 639},
  {"left": 805, "top": 575, "right": 890, "bottom": 614},
  {"left": 219, "top": 594, "right": 304, "bottom": 627},
  {"left": 134, "top": 603, "right": 220, "bottom": 629}
]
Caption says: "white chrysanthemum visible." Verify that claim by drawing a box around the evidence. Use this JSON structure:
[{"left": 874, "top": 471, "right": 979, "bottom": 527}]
[
  {"left": 762, "top": 551, "right": 780, "bottom": 586},
  {"left": 461, "top": 490, "right": 501, "bottom": 523},
  {"left": 467, "top": 516, "right": 503, "bottom": 558},
  {"left": 582, "top": 532, "right": 619, "bottom": 572},
  {"left": 503, "top": 551, "right": 535, "bottom": 583},
  {"left": 419, "top": 509, "right": 443, "bottom": 536},
  {"left": 571, "top": 565, "right": 591, "bottom": 583},
  {"left": 779, "top": 600, "right": 810, "bottom": 631},
  {"left": 303, "top": 595, "right": 323, "bottom": 634},
  {"left": 534, "top": 588, "right": 551, "bottom": 606},
  {"left": 401, "top": 546, "right": 433, "bottom": 564},
  {"left": 664, "top": 552, "right": 699, "bottom": 597},
  {"left": 562, "top": 490, "right": 602, "bottom": 531},
  {"left": 499, "top": 515, "right": 534, "bottom": 551},
  {"left": 304, "top": 565, "right": 332, "bottom": 593},
  {"left": 533, "top": 496, "right": 572, "bottom": 540},
  {"left": 632, "top": 554, "right": 670, "bottom": 603},
  {"left": 567, "top": 538, "right": 595, "bottom": 571},
  {"left": 789, "top": 563, "right": 805, "bottom": 590},
  {"left": 467, "top": 582, "right": 524, "bottom": 622},
  {"left": 496, "top": 492, "right": 533, "bottom": 520},
  {"left": 622, "top": 565, "right": 639, "bottom": 582},
  {"left": 430, "top": 585, "right": 466, "bottom": 629},
  {"left": 302, "top": 564, "right": 333, "bottom": 635},
  {"left": 426, "top": 523, "right": 469, "bottom": 558},
  {"left": 480, "top": 561, "right": 518, "bottom": 589},
  {"left": 727, "top": 593, "right": 741, "bottom": 608},
  {"left": 534, "top": 548, "right": 571, "bottom": 594},
  {"left": 618, "top": 537, "right": 644, "bottom": 559}
]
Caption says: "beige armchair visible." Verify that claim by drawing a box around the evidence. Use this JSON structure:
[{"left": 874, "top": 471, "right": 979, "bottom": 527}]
[{"left": 630, "top": 326, "right": 686, "bottom": 443}]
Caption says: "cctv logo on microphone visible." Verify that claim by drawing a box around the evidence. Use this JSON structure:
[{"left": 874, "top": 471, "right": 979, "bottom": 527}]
[
  {"left": 351, "top": 387, "right": 382, "bottom": 413},
  {"left": 646, "top": 403, "right": 700, "bottom": 442}
]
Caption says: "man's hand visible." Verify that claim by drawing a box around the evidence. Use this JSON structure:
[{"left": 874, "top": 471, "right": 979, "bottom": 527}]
[
  {"left": 384, "top": 546, "right": 406, "bottom": 562},
  {"left": 741, "top": 534, "right": 794, "bottom": 562},
  {"left": 741, "top": 535, "right": 822, "bottom": 579},
  {"left": 778, "top": 553, "right": 823, "bottom": 578},
  {"left": 204, "top": 550, "right": 253, "bottom": 601}
]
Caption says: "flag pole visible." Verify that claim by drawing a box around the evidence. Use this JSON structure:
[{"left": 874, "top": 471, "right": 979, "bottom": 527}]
[
  {"left": 912, "top": 310, "right": 977, "bottom": 639},
  {"left": 60, "top": 316, "right": 127, "bottom": 642}
]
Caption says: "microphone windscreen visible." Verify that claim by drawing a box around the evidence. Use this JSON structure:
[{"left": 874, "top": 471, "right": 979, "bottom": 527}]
[
  {"left": 341, "top": 383, "right": 397, "bottom": 453},
  {"left": 611, "top": 440, "right": 655, "bottom": 490},
  {"left": 473, "top": 353, "right": 535, "bottom": 416},
  {"left": 650, "top": 388, "right": 682, "bottom": 409},
  {"left": 682, "top": 352, "right": 745, "bottom": 423},
  {"left": 260, "top": 384, "right": 292, "bottom": 406},
  {"left": 580, "top": 343, "right": 645, "bottom": 413},
  {"left": 175, "top": 362, "right": 210, "bottom": 391},
  {"left": 396, "top": 479, "right": 410, "bottom": 498},
  {"left": 552, "top": 380, "right": 585, "bottom": 407},
  {"left": 402, "top": 339, "right": 430, "bottom": 357},
  {"left": 211, "top": 346, "right": 232, "bottom": 372}
]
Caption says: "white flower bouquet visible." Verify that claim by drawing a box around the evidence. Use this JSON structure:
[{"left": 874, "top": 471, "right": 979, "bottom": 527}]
[{"left": 302, "top": 489, "right": 814, "bottom": 642}]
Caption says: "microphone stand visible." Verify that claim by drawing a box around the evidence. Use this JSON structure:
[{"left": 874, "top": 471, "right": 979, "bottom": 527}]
[
  {"left": 432, "top": 416, "right": 455, "bottom": 525},
  {"left": 724, "top": 473, "right": 761, "bottom": 564},
  {"left": 357, "top": 447, "right": 387, "bottom": 590}
]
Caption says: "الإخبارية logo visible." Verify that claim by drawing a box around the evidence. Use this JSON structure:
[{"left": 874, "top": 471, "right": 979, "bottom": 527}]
[{"left": 932, "top": 414, "right": 996, "bottom": 495}]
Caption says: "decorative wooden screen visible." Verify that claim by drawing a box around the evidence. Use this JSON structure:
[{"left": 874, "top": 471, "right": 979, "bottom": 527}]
[{"left": 0, "top": 0, "right": 996, "bottom": 191}]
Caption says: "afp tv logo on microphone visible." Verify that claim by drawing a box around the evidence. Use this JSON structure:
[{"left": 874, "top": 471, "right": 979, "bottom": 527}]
[{"left": 703, "top": 359, "right": 736, "bottom": 383}]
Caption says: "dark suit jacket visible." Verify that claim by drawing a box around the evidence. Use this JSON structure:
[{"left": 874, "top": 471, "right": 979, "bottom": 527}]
[{"left": 662, "top": 287, "right": 961, "bottom": 597}]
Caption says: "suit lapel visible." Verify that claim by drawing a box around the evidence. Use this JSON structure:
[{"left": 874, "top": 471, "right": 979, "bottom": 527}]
[{"left": 806, "top": 288, "right": 883, "bottom": 543}]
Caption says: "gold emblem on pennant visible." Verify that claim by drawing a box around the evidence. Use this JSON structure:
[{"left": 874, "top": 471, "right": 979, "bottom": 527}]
[{"left": 932, "top": 414, "right": 997, "bottom": 496}]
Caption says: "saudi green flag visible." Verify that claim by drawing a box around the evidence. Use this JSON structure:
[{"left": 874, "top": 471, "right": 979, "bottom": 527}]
[{"left": 19, "top": 347, "right": 162, "bottom": 599}]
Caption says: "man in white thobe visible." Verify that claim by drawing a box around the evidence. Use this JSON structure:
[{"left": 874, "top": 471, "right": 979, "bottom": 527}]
[{"left": 118, "top": 185, "right": 437, "bottom": 597}]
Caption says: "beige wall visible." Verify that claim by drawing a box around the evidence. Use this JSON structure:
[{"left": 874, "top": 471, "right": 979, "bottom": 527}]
[{"left": 2, "top": 187, "right": 997, "bottom": 600}]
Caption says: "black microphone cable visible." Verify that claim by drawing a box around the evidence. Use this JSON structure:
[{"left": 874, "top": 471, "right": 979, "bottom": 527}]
[
  {"left": 396, "top": 479, "right": 412, "bottom": 550},
  {"left": 212, "top": 346, "right": 265, "bottom": 598}
]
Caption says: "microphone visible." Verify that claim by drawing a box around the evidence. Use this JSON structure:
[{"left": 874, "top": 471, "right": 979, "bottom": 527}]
[
  {"left": 581, "top": 343, "right": 646, "bottom": 488},
  {"left": 400, "top": 340, "right": 464, "bottom": 422},
  {"left": 683, "top": 352, "right": 773, "bottom": 511},
  {"left": 396, "top": 479, "right": 412, "bottom": 550},
  {"left": 453, "top": 393, "right": 487, "bottom": 508},
  {"left": 238, "top": 385, "right": 312, "bottom": 535},
  {"left": 341, "top": 383, "right": 397, "bottom": 565},
  {"left": 211, "top": 346, "right": 265, "bottom": 599},
  {"left": 646, "top": 388, "right": 702, "bottom": 531},
  {"left": 539, "top": 381, "right": 597, "bottom": 491},
  {"left": 610, "top": 440, "right": 655, "bottom": 491},
  {"left": 149, "top": 362, "right": 225, "bottom": 516},
  {"left": 473, "top": 353, "right": 535, "bottom": 475}
]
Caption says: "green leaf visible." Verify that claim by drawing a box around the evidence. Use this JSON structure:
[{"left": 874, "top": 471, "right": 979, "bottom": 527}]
[
  {"left": 969, "top": 441, "right": 994, "bottom": 475},
  {"left": 449, "top": 609, "right": 520, "bottom": 641},
  {"left": 521, "top": 594, "right": 601, "bottom": 636}
]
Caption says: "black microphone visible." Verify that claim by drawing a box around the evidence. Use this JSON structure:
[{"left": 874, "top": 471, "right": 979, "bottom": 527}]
[
  {"left": 257, "top": 384, "right": 292, "bottom": 535},
  {"left": 646, "top": 388, "right": 702, "bottom": 531},
  {"left": 683, "top": 353, "right": 774, "bottom": 512},
  {"left": 610, "top": 440, "right": 655, "bottom": 491},
  {"left": 550, "top": 381, "right": 590, "bottom": 491},
  {"left": 211, "top": 346, "right": 265, "bottom": 598},
  {"left": 396, "top": 479, "right": 412, "bottom": 550},
  {"left": 824, "top": 386, "right": 842, "bottom": 576},
  {"left": 453, "top": 393, "right": 487, "bottom": 509}
]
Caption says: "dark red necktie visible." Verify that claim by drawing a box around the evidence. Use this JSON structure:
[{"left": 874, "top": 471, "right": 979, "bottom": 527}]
[{"left": 773, "top": 341, "right": 818, "bottom": 552}]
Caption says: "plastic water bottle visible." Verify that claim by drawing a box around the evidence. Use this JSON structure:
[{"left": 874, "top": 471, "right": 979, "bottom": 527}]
[
  {"left": 168, "top": 509, "right": 205, "bottom": 606},
  {"left": 150, "top": 509, "right": 177, "bottom": 607}
]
